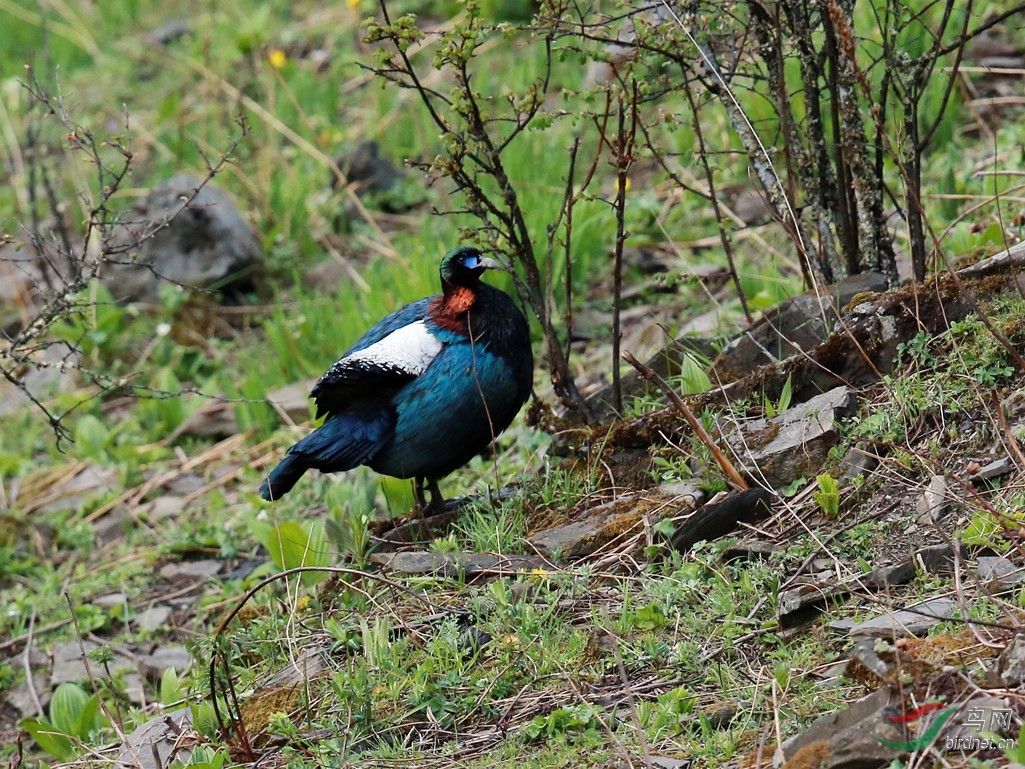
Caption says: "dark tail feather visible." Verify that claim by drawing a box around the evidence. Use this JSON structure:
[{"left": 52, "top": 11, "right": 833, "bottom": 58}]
[
  {"left": 259, "top": 454, "right": 308, "bottom": 501},
  {"left": 259, "top": 406, "right": 393, "bottom": 500}
]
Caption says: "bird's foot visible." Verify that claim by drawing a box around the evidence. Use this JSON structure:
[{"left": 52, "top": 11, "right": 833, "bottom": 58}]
[{"left": 413, "top": 477, "right": 446, "bottom": 518}]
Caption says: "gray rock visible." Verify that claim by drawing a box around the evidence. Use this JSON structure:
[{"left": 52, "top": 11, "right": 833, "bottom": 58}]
[
  {"left": 50, "top": 641, "right": 100, "bottom": 686},
  {"left": 133, "top": 605, "right": 173, "bottom": 632},
  {"left": 369, "top": 552, "right": 546, "bottom": 578},
  {"left": 711, "top": 293, "right": 839, "bottom": 382},
  {"left": 337, "top": 140, "right": 406, "bottom": 200},
  {"left": 159, "top": 558, "right": 221, "bottom": 582},
  {"left": 916, "top": 474, "right": 949, "bottom": 522},
  {"left": 838, "top": 443, "right": 878, "bottom": 483},
  {"left": 777, "top": 582, "right": 848, "bottom": 630},
  {"left": 776, "top": 687, "right": 902, "bottom": 769},
  {"left": 121, "top": 672, "right": 147, "bottom": 705},
  {"left": 107, "top": 173, "right": 260, "bottom": 302},
  {"left": 649, "top": 757, "right": 689, "bottom": 769},
  {"left": 848, "top": 639, "right": 896, "bottom": 681},
  {"left": 50, "top": 641, "right": 132, "bottom": 685},
  {"left": 0, "top": 341, "right": 79, "bottom": 415},
  {"left": 945, "top": 695, "right": 1014, "bottom": 742},
  {"left": 728, "top": 386, "right": 856, "bottom": 487},
  {"left": 115, "top": 709, "right": 195, "bottom": 769},
  {"left": 266, "top": 378, "right": 317, "bottom": 423},
  {"left": 848, "top": 597, "right": 958, "bottom": 639},
  {"left": 997, "top": 634, "right": 1025, "bottom": 687},
  {"left": 970, "top": 457, "right": 1013, "bottom": 482},
  {"left": 529, "top": 485, "right": 703, "bottom": 560},
  {"left": 137, "top": 645, "right": 192, "bottom": 679},
  {"left": 7, "top": 671, "right": 51, "bottom": 717},
  {"left": 263, "top": 646, "right": 331, "bottom": 689},
  {"left": 710, "top": 274, "right": 888, "bottom": 383},
  {"left": 169, "top": 400, "right": 239, "bottom": 440},
  {"left": 957, "top": 238, "right": 1025, "bottom": 277},
  {"left": 147, "top": 495, "right": 187, "bottom": 522},
  {"left": 722, "top": 539, "right": 780, "bottom": 561},
  {"left": 977, "top": 556, "right": 1025, "bottom": 588},
  {"left": 811, "top": 659, "right": 853, "bottom": 690},
  {"left": 861, "top": 544, "right": 958, "bottom": 589},
  {"left": 92, "top": 593, "right": 129, "bottom": 610},
  {"left": 35, "top": 463, "right": 119, "bottom": 514}
]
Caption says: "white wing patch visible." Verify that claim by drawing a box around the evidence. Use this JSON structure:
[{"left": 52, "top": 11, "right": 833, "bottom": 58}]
[{"left": 343, "top": 320, "right": 442, "bottom": 376}]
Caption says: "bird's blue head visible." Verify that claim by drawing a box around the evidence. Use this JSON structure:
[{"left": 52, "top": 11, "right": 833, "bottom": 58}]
[{"left": 440, "top": 246, "right": 500, "bottom": 287}]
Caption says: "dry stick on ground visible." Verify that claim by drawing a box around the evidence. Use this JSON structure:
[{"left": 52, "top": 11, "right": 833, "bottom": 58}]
[{"left": 621, "top": 350, "right": 747, "bottom": 489}]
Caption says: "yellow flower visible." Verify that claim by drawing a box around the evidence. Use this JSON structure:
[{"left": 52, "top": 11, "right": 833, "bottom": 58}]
[
  {"left": 346, "top": 0, "right": 361, "bottom": 7},
  {"left": 268, "top": 49, "right": 287, "bottom": 69}
]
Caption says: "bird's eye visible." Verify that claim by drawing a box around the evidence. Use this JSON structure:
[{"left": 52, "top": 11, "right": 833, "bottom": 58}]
[{"left": 462, "top": 252, "right": 481, "bottom": 269}]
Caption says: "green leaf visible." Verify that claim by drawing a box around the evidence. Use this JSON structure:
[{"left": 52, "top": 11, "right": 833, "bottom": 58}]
[
  {"left": 678, "top": 353, "right": 711, "bottom": 394},
  {"left": 191, "top": 701, "right": 221, "bottom": 739},
  {"left": 813, "top": 473, "right": 840, "bottom": 517},
  {"left": 48, "top": 682, "right": 89, "bottom": 736},
  {"left": 73, "top": 415, "right": 110, "bottom": 459},
  {"left": 777, "top": 375, "right": 793, "bottom": 413},
  {"left": 263, "top": 520, "right": 332, "bottom": 584},
  {"left": 20, "top": 716, "right": 76, "bottom": 761},
  {"left": 74, "top": 694, "right": 108, "bottom": 739},
  {"left": 161, "top": 667, "right": 182, "bottom": 706}
]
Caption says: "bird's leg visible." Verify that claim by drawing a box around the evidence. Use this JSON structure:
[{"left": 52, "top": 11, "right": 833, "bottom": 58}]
[
  {"left": 413, "top": 477, "right": 428, "bottom": 516},
  {"left": 425, "top": 477, "right": 444, "bottom": 514},
  {"left": 412, "top": 477, "right": 445, "bottom": 517}
]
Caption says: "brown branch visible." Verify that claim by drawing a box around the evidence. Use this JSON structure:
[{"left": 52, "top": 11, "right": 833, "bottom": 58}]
[{"left": 621, "top": 350, "right": 748, "bottom": 489}]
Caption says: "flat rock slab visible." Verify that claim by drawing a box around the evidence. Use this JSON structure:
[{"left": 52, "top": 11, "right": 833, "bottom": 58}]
[
  {"left": 137, "top": 645, "right": 193, "bottom": 678},
  {"left": 710, "top": 273, "right": 888, "bottom": 383},
  {"left": 848, "top": 597, "right": 958, "bottom": 639},
  {"left": 370, "top": 552, "right": 547, "bottom": 578},
  {"left": 778, "top": 582, "right": 848, "bottom": 631},
  {"left": 266, "top": 378, "right": 318, "bottom": 423},
  {"left": 116, "top": 709, "right": 195, "bottom": 769},
  {"left": 159, "top": 558, "right": 222, "bottom": 582},
  {"left": 133, "top": 605, "right": 173, "bottom": 633},
  {"left": 728, "top": 386, "right": 856, "bottom": 488},
  {"left": 997, "top": 635, "right": 1025, "bottom": 687},
  {"left": 528, "top": 484, "right": 703, "bottom": 560},
  {"left": 776, "top": 686, "right": 903, "bottom": 769},
  {"left": 861, "top": 543, "right": 959, "bottom": 588}
]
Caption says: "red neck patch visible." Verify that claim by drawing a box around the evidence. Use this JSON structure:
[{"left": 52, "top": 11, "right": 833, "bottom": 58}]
[{"left": 430, "top": 287, "right": 476, "bottom": 332}]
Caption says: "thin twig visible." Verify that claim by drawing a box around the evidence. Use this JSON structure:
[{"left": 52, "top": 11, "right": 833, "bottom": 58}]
[{"left": 621, "top": 350, "right": 747, "bottom": 489}]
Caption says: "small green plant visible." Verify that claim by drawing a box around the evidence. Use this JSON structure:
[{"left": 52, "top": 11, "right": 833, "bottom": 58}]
[
  {"left": 324, "top": 480, "right": 377, "bottom": 566},
  {"left": 963, "top": 509, "right": 1025, "bottom": 553},
  {"left": 676, "top": 353, "right": 713, "bottom": 395},
  {"left": 1004, "top": 722, "right": 1025, "bottom": 764},
  {"left": 813, "top": 474, "right": 840, "bottom": 518},
  {"left": 522, "top": 703, "right": 606, "bottom": 743},
  {"left": 250, "top": 518, "right": 333, "bottom": 585},
  {"left": 454, "top": 499, "right": 528, "bottom": 553},
  {"left": 764, "top": 375, "right": 793, "bottom": 418},
  {"left": 20, "top": 682, "right": 110, "bottom": 761},
  {"left": 651, "top": 452, "right": 692, "bottom": 484},
  {"left": 160, "top": 668, "right": 221, "bottom": 740},
  {"left": 169, "top": 745, "right": 230, "bottom": 769}
]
